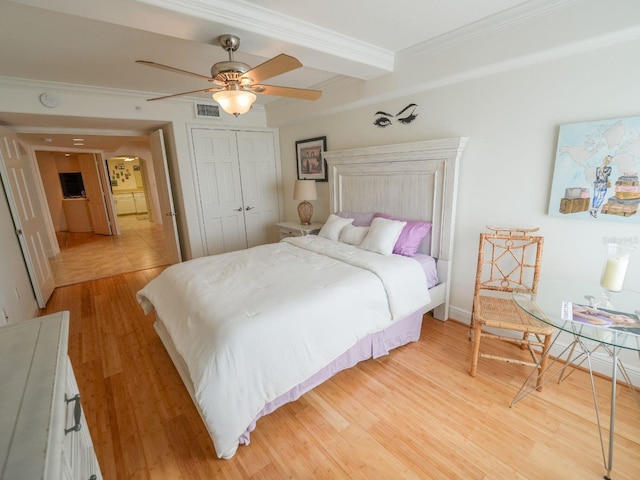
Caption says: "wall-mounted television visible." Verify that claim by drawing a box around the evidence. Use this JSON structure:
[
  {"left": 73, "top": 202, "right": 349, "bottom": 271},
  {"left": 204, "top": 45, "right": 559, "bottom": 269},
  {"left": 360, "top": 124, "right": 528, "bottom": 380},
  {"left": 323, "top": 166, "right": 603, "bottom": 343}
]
[{"left": 59, "top": 172, "right": 85, "bottom": 198}]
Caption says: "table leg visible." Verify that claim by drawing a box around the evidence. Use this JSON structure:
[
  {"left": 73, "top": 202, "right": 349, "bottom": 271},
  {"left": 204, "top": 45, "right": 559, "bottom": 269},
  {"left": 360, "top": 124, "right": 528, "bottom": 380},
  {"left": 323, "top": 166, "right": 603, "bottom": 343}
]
[
  {"left": 512, "top": 333, "right": 637, "bottom": 480},
  {"left": 603, "top": 348, "right": 618, "bottom": 480},
  {"left": 511, "top": 332, "right": 580, "bottom": 406}
]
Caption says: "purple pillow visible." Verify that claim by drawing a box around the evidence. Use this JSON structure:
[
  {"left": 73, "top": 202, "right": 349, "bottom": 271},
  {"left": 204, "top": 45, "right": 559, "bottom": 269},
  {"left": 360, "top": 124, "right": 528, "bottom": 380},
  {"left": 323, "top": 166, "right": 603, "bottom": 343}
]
[
  {"left": 336, "top": 211, "right": 375, "bottom": 227},
  {"left": 373, "top": 213, "right": 432, "bottom": 256}
]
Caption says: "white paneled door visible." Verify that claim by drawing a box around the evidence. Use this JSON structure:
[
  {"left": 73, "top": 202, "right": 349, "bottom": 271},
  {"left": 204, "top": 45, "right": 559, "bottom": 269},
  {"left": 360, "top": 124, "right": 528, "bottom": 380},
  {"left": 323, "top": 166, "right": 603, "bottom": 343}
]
[
  {"left": 78, "top": 153, "right": 111, "bottom": 235},
  {"left": 191, "top": 128, "right": 281, "bottom": 255},
  {"left": 236, "top": 131, "right": 281, "bottom": 247},
  {"left": 0, "top": 127, "right": 54, "bottom": 307},
  {"left": 192, "top": 128, "right": 247, "bottom": 255},
  {"left": 150, "top": 129, "right": 182, "bottom": 264}
]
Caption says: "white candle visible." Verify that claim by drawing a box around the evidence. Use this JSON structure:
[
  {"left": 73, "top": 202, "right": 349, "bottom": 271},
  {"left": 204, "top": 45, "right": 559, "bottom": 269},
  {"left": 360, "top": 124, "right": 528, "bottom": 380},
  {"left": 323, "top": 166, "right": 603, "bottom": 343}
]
[{"left": 600, "top": 256, "right": 629, "bottom": 291}]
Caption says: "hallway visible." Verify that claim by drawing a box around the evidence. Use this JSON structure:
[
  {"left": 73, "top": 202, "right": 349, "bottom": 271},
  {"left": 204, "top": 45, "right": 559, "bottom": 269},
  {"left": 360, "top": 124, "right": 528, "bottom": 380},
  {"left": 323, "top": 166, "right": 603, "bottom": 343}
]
[{"left": 49, "top": 215, "right": 173, "bottom": 287}]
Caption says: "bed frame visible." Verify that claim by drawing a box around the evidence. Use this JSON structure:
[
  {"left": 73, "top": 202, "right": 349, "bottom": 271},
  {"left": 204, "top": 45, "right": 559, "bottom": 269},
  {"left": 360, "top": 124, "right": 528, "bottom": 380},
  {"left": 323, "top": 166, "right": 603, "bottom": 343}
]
[
  {"left": 324, "top": 137, "right": 467, "bottom": 320},
  {"left": 154, "top": 137, "right": 467, "bottom": 457}
]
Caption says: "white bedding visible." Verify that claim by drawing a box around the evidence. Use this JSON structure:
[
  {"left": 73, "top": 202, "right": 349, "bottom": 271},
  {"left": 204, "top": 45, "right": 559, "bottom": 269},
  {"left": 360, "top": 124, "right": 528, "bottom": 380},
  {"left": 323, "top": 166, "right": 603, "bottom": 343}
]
[{"left": 136, "top": 235, "right": 430, "bottom": 459}]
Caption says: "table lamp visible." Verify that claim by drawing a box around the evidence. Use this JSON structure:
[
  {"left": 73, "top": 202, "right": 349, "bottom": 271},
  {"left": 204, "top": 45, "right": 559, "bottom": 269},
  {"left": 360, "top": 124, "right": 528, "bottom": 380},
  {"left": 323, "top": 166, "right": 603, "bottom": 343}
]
[{"left": 293, "top": 179, "right": 317, "bottom": 225}]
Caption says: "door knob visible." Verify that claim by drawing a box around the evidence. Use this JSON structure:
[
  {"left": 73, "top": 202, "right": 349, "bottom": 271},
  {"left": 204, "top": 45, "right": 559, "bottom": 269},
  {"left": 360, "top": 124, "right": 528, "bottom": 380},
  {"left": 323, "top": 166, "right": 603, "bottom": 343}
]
[
  {"left": 245, "top": 206, "right": 255, "bottom": 211},
  {"left": 234, "top": 207, "right": 243, "bottom": 212}
]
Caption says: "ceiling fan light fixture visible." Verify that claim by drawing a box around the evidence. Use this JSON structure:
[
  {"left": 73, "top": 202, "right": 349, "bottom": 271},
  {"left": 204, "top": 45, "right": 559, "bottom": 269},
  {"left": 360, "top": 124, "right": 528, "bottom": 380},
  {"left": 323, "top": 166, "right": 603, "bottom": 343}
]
[{"left": 213, "top": 90, "right": 256, "bottom": 117}]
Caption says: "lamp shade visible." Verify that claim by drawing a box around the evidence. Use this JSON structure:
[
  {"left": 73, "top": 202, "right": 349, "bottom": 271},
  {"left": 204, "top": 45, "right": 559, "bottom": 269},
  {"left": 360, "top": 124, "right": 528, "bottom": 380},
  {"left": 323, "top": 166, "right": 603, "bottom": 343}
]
[
  {"left": 293, "top": 179, "right": 317, "bottom": 201},
  {"left": 213, "top": 90, "right": 257, "bottom": 117}
]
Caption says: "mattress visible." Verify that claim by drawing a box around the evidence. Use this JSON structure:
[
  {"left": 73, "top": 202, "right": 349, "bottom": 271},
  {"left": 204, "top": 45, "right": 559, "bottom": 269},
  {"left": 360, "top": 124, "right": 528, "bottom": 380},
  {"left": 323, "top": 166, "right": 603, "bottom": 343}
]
[{"left": 138, "top": 236, "right": 431, "bottom": 458}]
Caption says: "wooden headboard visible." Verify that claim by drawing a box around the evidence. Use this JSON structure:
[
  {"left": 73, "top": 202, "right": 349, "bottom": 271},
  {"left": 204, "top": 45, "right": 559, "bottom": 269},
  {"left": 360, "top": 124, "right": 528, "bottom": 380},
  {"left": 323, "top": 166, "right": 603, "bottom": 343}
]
[{"left": 323, "top": 138, "right": 467, "bottom": 320}]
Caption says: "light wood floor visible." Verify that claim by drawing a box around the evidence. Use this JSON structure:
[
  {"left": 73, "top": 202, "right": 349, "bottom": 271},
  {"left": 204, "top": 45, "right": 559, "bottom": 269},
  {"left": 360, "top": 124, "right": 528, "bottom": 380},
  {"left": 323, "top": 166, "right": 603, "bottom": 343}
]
[
  {"left": 49, "top": 214, "right": 172, "bottom": 287},
  {"left": 40, "top": 268, "right": 640, "bottom": 480}
]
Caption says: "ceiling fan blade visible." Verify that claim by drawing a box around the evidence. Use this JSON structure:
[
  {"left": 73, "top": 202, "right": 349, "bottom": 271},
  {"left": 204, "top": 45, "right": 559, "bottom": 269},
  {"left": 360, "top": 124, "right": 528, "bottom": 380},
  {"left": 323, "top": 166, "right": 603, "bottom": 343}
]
[
  {"left": 254, "top": 84, "right": 322, "bottom": 101},
  {"left": 242, "top": 54, "right": 302, "bottom": 84},
  {"left": 146, "top": 87, "right": 223, "bottom": 102},
  {"left": 136, "top": 60, "right": 225, "bottom": 86}
]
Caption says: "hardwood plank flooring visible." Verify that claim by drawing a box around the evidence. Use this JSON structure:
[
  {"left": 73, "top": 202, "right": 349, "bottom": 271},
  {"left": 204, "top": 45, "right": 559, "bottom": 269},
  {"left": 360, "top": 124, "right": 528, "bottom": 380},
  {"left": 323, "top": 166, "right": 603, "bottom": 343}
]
[{"left": 39, "top": 268, "right": 640, "bottom": 479}]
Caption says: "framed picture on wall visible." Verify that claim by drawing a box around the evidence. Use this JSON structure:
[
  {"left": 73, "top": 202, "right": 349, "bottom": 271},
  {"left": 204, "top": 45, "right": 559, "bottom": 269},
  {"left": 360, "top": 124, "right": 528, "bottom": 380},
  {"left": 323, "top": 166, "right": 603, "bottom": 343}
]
[
  {"left": 296, "top": 136, "right": 327, "bottom": 182},
  {"left": 548, "top": 115, "right": 640, "bottom": 223}
]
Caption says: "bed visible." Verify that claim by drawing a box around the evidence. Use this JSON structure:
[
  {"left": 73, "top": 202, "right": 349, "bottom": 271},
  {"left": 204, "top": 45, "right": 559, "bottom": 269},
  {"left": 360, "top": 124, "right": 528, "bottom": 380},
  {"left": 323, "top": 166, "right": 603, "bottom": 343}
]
[{"left": 136, "top": 137, "right": 467, "bottom": 459}]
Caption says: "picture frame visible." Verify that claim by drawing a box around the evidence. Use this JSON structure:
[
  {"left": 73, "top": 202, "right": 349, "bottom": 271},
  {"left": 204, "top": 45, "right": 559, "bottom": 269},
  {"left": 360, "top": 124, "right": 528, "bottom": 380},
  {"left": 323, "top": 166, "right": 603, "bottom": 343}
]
[
  {"left": 296, "top": 136, "right": 327, "bottom": 182},
  {"left": 548, "top": 115, "right": 640, "bottom": 223}
]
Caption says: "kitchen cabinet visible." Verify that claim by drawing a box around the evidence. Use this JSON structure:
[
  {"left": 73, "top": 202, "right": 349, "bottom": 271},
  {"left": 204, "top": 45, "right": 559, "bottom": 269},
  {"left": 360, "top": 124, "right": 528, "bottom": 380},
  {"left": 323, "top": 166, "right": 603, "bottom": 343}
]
[
  {"left": 114, "top": 192, "right": 136, "bottom": 215},
  {"left": 133, "top": 192, "right": 148, "bottom": 213},
  {"left": 114, "top": 192, "right": 147, "bottom": 215}
]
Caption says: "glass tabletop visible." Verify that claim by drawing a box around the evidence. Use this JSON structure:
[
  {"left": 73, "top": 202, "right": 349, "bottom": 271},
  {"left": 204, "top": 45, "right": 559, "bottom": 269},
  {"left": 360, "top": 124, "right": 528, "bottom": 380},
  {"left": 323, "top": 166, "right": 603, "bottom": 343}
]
[{"left": 512, "top": 279, "right": 640, "bottom": 351}]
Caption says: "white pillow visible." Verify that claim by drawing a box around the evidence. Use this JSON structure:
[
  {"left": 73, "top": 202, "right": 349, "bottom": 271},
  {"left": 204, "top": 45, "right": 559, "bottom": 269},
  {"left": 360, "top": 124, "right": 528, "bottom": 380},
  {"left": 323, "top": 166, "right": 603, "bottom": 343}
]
[
  {"left": 339, "top": 224, "right": 369, "bottom": 246},
  {"left": 318, "top": 214, "right": 354, "bottom": 241},
  {"left": 358, "top": 217, "right": 406, "bottom": 255}
]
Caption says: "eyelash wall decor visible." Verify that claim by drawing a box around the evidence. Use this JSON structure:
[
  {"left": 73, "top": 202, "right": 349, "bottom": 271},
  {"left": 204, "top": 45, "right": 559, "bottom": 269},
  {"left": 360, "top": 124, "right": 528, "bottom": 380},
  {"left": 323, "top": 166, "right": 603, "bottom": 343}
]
[{"left": 373, "top": 103, "right": 418, "bottom": 128}]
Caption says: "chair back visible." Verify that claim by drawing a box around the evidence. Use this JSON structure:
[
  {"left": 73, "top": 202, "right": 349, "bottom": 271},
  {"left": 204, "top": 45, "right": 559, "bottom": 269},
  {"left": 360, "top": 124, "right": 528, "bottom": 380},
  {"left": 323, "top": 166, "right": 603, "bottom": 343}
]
[{"left": 474, "top": 227, "right": 544, "bottom": 296}]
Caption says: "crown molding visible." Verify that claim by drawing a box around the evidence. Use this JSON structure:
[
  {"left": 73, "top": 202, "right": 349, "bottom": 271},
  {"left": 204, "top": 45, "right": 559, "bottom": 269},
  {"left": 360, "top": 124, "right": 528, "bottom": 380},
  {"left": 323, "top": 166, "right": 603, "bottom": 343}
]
[
  {"left": 0, "top": 75, "right": 173, "bottom": 100},
  {"left": 0, "top": 75, "right": 261, "bottom": 107},
  {"left": 137, "top": 0, "right": 394, "bottom": 73},
  {"left": 401, "top": 0, "right": 580, "bottom": 58}
]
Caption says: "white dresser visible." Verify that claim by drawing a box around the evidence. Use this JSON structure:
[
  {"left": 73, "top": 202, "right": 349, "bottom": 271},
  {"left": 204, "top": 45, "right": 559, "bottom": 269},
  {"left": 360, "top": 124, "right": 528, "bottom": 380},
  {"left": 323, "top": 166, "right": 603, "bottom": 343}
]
[{"left": 0, "top": 312, "right": 102, "bottom": 480}]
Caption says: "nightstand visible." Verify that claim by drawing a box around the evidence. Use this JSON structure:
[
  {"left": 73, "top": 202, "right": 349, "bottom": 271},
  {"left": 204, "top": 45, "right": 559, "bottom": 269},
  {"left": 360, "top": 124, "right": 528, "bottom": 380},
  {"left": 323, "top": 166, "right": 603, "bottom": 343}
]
[{"left": 277, "top": 221, "right": 323, "bottom": 239}]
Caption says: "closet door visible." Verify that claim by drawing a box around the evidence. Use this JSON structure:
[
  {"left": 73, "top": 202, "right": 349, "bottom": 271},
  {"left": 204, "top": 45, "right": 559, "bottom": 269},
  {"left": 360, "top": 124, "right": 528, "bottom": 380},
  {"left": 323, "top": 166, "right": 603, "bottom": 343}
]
[
  {"left": 237, "top": 131, "right": 280, "bottom": 247},
  {"left": 192, "top": 128, "right": 247, "bottom": 254}
]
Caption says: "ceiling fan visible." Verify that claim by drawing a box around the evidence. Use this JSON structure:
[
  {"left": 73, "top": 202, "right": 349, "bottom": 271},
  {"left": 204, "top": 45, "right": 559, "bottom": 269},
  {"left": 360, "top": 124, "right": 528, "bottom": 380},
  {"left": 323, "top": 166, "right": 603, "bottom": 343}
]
[{"left": 136, "top": 34, "right": 322, "bottom": 116}]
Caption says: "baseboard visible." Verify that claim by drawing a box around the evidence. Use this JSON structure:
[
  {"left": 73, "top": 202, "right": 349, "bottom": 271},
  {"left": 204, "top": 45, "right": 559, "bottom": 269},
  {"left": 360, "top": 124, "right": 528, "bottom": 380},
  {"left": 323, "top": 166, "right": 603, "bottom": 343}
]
[{"left": 448, "top": 305, "right": 640, "bottom": 386}]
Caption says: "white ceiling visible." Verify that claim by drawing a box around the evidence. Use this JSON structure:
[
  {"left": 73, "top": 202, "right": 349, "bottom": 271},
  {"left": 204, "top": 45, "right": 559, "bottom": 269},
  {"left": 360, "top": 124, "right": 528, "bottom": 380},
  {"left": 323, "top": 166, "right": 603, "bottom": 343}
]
[{"left": 0, "top": 0, "right": 542, "bottom": 150}]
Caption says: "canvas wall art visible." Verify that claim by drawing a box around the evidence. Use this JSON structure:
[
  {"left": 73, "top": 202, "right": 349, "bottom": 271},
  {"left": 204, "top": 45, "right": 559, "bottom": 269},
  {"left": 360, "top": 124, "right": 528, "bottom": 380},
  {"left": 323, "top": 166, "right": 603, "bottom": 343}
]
[{"left": 548, "top": 115, "right": 640, "bottom": 223}]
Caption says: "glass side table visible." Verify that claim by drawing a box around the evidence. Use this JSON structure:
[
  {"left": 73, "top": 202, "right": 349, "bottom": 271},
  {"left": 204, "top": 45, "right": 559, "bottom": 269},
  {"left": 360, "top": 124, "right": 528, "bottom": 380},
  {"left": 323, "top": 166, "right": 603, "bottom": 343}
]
[{"left": 511, "top": 279, "right": 640, "bottom": 480}]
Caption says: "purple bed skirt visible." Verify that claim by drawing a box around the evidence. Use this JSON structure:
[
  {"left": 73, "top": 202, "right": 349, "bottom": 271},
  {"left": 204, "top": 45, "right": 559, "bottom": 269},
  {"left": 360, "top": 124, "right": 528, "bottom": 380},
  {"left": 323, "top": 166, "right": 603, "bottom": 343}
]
[{"left": 238, "top": 309, "right": 425, "bottom": 446}]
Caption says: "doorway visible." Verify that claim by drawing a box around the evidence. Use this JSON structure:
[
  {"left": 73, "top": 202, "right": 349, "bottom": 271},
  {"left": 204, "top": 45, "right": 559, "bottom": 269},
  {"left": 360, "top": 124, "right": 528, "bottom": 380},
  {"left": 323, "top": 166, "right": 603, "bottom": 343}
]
[{"left": 34, "top": 137, "right": 180, "bottom": 287}]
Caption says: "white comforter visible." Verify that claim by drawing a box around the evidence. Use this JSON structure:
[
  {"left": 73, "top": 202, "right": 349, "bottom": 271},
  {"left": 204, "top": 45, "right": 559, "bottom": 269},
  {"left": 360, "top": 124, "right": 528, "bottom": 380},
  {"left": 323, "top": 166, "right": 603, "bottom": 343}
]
[{"left": 136, "top": 235, "right": 429, "bottom": 459}]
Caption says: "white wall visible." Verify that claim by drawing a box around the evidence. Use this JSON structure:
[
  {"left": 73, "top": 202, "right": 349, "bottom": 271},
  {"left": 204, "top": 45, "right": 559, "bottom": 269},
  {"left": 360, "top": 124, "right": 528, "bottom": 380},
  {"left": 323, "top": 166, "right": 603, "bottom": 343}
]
[
  {"left": 273, "top": 10, "right": 640, "bottom": 379},
  {"left": 0, "top": 78, "right": 270, "bottom": 261},
  {"left": 0, "top": 78, "right": 270, "bottom": 318},
  {"left": 0, "top": 0, "right": 637, "bottom": 375},
  {"left": 275, "top": 14, "right": 640, "bottom": 318}
]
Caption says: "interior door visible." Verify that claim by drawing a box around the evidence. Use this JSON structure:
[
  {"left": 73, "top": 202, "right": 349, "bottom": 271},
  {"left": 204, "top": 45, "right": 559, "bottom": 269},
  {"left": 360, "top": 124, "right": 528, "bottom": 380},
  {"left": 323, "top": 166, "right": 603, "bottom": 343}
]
[
  {"left": 237, "top": 131, "right": 280, "bottom": 247},
  {"left": 0, "top": 127, "right": 54, "bottom": 307},
  {"left": 191, "top": 128, "right": 247, "bottom": 255},
  {"left": 78, "top": 153, "right": 111, "bottom": 235},
  {"left": 149, "top": 129, "right": 182, "bottom": 264}
]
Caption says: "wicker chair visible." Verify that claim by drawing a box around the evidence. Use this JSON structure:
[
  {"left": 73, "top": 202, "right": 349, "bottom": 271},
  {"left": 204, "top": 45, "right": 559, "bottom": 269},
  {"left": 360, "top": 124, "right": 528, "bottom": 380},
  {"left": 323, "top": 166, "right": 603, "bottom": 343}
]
[{"left": 469, "top": 227, "right": 554, "bottom": 389}]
